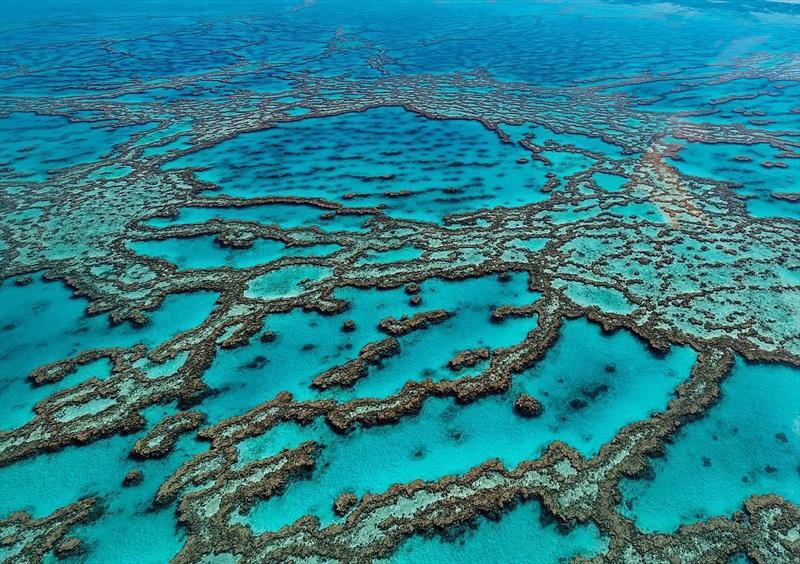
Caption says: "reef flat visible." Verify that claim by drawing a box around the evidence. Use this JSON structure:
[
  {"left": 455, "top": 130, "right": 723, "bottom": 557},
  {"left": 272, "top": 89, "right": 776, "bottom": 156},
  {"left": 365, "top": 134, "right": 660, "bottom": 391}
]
[{"left": 0, "top": 0, "right": 799, "bottom": 562}]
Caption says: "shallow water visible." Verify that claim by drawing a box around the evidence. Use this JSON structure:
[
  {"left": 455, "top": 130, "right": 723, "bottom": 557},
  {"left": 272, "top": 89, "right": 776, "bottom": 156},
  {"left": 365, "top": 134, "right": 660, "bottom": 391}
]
[
  {"left": 1, "top": 0, "right": 798, "bottom": 562},
  {"left": 239, "top": 318, "right": 693, "bottom": 532},
  {"left": 202, "top": 272, "right": 538, "bottom": 417},
  {"left": 390, "top": 500, "right": 607, "bottom": 564},
  {"left": 143, "top": 204, "right": 374, "bottom": 232},
  {"left": 164, "top": 107, "right": 552, "bottom": 221},
  {"left": 129, "top": 235, "right": 341, "bottom": 270},
  {"left": 620, "top": 358, "right": 800, "bottom": 532},
  {"left": 0, "top": 276, "right": 218, "bottom": 430}
]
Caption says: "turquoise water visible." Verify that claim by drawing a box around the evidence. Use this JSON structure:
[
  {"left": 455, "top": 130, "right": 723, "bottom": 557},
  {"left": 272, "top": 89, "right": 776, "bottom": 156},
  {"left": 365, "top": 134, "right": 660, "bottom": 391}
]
[
  {"left": 1, "top": 0, "right": 799, "bottom": 561},
  {"left": 202, "top": 272, "right": 538, "bottom": 418},
  {"left": 0, "top": 405, "right": 203, "bottom": 563},
  {"left": 512, "top": 318, "right": 696, "bottom": 453},
  {"left": 592, "top": 172, "right": 628, "bottom": 193},
  {"left": 128, "top": 235, "right": 341, "bottom": 270},
  {"left": 238, "top": 317, "right": 693, "bottom": 533},
  {"left": 390, "top": 500, "right": 607, "bottom": 564},
  {"left": 0, "top": 276, "right": 218, "bottom": 430},
  {"left": 143, "top": 204, "right": 373, "bottom": 232},
  {"left": 664, "top": 137, "right": 800, "bottom": 220},
  {"left": 0, "top": 113, "right": 147, "bottom": 181},
  {"left": 244, "top": 264, "right": 334, "bottom": 300},
  {"left": 163, "top": 107, "right": 551, "bottom": 221},
  {"left": 620, "top": 359, "right": 800, "bottom": 532}
]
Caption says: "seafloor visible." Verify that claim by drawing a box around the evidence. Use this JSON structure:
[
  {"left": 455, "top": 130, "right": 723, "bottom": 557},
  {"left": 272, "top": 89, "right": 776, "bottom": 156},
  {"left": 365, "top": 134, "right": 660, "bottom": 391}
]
[{"left": 0, "top": 0, "right": 798, "bottom": 563}]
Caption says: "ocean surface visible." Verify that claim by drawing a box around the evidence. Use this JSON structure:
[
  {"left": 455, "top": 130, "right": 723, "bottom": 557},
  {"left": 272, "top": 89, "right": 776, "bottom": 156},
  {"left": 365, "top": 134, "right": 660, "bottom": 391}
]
[{"left": 0, "top": 1, "right": 798, "bottom": 562}]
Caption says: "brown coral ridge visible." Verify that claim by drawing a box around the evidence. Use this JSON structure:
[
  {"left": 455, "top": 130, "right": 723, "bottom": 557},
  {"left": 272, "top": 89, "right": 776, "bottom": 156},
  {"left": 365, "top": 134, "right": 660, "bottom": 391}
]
[
  {"left": 0, "top": 338, "right": 216, "bottom": 468},
  {"left": 490, "top": 303, "right": 539, "bottom": 323},
  {"left": 166, "top": 442, "right": 320, "bottom": 560},
  {"left": 514, "top": 393, "right": 543, "bottom": 417},
  {"left": 1, "top": 105, "right": 796, "bottom": 473},
  {"left": 447, "top": 347, "right": 490, "bottom": 371},
  {"left": 130, "top": 410, "right": 206, "bottom": 460},
  {"left": 771, "top": 192, "right": 800, "bottom": 202},
  {"left": 27, "top": 347, "right": 130, "bottom": 387},
  {"left": 581, "top": 495, "right": 800, "bottom": 564},
  {"left": 333, "top": 492, "right": 358, "bottom": 516},
  {"left": 167, "top": 346, "right": 796, "bottom": 563},
  {"left": 302, "top": 304, "right": 561, "bottom": 434},
  {"left": 4, "top": 59, "right": 797, "bottom": 370},
  {"left": 312, "top": 337, "right": 400, "bottom": 389},
  {"left": 377, "top": 309, "right": 452, "bottom": 337},
  {"left": 169, "top": 451, "right": 572, "bottom": 563},
  {"left": 53, "top": 536, "right": 84, "bottom": 560},
  {"left": 122, "top": 469, "right": 144, "bottom": 487},
  {"left": 154, "top": 394, "right": 330, "bottom": 509},
  {"left": 1, "top": 35, "right": 799, "bottom": 563},
  {"left": 0, "top": 498, "right": 99, "bottom": 564}
]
